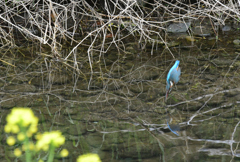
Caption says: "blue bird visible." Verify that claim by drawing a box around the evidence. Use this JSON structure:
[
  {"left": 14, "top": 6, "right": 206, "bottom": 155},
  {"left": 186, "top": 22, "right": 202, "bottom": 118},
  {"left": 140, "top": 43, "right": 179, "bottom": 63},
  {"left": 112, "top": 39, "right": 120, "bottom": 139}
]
[{"left": 166, "top": 60, "right": 181, "bottom": 100}]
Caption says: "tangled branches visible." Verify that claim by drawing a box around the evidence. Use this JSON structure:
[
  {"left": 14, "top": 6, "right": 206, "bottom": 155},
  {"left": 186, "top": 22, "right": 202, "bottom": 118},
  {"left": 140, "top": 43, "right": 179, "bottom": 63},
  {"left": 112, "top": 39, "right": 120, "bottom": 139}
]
[{"left": 0, "top": 0, "right": 239, "bottom": 85}]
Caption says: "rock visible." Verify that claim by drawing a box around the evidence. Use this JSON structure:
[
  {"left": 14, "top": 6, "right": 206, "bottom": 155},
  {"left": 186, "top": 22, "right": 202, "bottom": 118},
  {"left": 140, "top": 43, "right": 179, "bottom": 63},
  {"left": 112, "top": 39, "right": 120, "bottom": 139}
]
[
  {"left": 233, "top": 39, "right": 240, "bottom": 45},
  {"left": 167, "top": 22, "right": 191, "bottom": 33},
  {"left": 192, "top": 26, "right": 211, "bottom": 37},
  {"left": 222, "top": 25, "right": 231, "bottom": 32}
]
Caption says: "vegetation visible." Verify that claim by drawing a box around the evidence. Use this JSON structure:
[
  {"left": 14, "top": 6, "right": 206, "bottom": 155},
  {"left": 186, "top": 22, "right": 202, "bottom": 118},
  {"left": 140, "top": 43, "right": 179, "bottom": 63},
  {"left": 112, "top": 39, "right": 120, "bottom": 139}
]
[
  {"left": 5, "top": 107, "right": 102, "bottom": 161},
  {"left": 0, "top": 0, "right": 239, "bottom": 68},
  {"left": 1, "top": 1, "right": 240, "bottom": 161}
]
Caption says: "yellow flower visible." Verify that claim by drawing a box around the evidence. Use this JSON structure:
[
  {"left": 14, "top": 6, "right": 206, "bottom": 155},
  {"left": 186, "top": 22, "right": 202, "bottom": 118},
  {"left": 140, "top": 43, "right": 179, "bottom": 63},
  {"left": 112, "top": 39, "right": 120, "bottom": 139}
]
[
  {"left": 5, "top": 124, "right": 20, "bottom": 134},
  {"left": 60, "top": 149, "right": 69, "bottom": 157},
  {"left": 11, "top": 125, "right": 20, "bottom": 133},
  {"left": 29, "top": 124, "right": 38, "bottom": 134},
  {"left": 17, "top": 132, "right": 25, "bottom": 141},
  {"left": 36, "top": 131, "right": 65, "bottom": 151},
  {"left": 77, "top": 153, "right": 101, "bottom": 162},
  {"left": 7, "top": 136, "right": 15, "bottom": 146},
  {"left": 14, "top": 148, "right": 22, "bottom": 157},
  {"left": 29, "top": 142, "right": 35, "bottom": 150},
  {"left": 6, "top": 108, "right": 34, "bottom": 125},
  {"left": 5, "top": 108, "right": 38, "bottom": 135},
  {"left": 4, "top": 124, "right": 11, "bottom": 133}
]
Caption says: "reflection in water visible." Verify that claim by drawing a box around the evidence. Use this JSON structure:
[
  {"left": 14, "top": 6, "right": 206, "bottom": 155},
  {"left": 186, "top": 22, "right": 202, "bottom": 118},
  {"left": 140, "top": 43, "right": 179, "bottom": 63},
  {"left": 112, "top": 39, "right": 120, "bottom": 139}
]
[
  {"left": 167, "top": 121, "right": 180, "bottom": 136},
  {"left": 1, "top": 34, "right": 240, "bottom": 162},
  {"left": 166, "top": 114, "right": 180, "bottom": 136}
]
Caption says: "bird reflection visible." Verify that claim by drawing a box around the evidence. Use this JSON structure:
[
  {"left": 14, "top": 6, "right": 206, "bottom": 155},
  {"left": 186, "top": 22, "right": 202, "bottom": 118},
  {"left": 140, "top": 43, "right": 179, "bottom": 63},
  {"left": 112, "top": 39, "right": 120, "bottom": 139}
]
[
  {"left": 167, "top": 121, "right": 180, "bottom": 136},
  {"left": 166, "top": 115, "right": 180, "bottom": 136}
]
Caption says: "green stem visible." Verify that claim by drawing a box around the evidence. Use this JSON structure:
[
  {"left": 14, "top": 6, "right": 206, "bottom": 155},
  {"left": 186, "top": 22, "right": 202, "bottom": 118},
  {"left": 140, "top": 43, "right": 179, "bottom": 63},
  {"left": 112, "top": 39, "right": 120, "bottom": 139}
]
[
  {"left": 25, "top": 143, "right": 31, "bottom": 162},
  {"left": 47, "top": 143, "right": 55, "bottom": 162},
  {"left": 22, "top": 128, "right": 31, "bottom": 162}
]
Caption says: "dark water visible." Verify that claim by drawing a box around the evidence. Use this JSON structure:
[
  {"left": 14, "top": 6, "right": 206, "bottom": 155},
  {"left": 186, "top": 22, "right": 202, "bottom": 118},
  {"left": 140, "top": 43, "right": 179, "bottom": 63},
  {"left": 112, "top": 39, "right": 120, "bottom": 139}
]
[{"left": 0, "top": 31, "right": 240, "bottom": 162}]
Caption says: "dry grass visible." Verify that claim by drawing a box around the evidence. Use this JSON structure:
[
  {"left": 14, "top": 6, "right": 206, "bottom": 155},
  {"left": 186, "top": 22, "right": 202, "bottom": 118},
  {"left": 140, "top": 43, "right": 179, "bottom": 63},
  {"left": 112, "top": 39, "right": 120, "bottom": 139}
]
[{"left": 0, "top": 0, "right": 239, "bottom": 64}]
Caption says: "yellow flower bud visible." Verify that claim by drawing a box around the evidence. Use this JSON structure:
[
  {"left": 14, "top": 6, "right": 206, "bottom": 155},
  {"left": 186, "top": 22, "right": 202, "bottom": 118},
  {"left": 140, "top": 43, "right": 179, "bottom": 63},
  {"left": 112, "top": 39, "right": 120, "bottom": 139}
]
[
  {"left": 4, "top": 125, "right": 11, "bottom": 133},
  {"left": 12, "top": 125, "right": 20, "bottom": 134},
  {"left": 60, "top": 149, "right": 69, "bottom": 157},
  {"left": 29, "top": 125, "right": 38, "bottom": 135},
  {"left": 77, "top": 153, "right": 101, "bottom": 162},
  {"left": 35, "top": 133, "right": 42, "bottom": 140},
  {"left": 17, "top": 133, "right": 25, "bottom": 141},
  {"left": 29, "top": 142, "right": 35, "bottom": 151},
  {"left": 7, "top": 136, "right": 15, "bottom": 146},
  {"left": 14, "top": 148, "right": 22, "bottom": 157}
]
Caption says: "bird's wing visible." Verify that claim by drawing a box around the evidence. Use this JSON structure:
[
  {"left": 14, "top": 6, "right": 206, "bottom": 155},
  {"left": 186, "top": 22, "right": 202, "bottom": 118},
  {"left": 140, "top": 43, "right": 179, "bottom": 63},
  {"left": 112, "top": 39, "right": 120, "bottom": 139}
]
[{"left": 169, "top": 67, "right": 181, "bottom": 84}]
